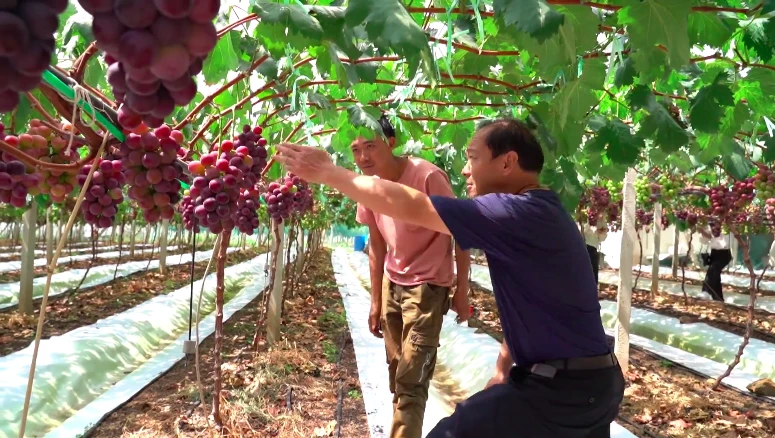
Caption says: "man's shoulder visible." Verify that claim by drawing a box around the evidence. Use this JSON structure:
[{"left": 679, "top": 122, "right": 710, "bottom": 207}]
[{"left": 407, "top": 156, "right": 448, "bottom": 179}]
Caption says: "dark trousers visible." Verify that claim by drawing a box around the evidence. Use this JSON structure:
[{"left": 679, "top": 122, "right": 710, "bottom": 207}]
[
  {"left": 586, "top": 245, "right": 599, "bottom": 285},
  {"left": 702, "top": 249, "right": 732, "bottom": 301},
  {"left": 427, "top": 361, "right": 625, "bottom": 437}
]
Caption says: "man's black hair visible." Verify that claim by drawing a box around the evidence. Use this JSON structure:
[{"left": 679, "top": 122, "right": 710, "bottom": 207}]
[
  {"left": 476, "top": 117, "right": 544, "bottom": 173},
  {"left": 378, "top": 114, "right": 396, "bottom": 139}
]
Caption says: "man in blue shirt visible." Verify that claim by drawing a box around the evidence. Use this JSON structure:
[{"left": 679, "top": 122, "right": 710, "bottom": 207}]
[{"left": 276, "top": 117, "right": 624, "bottom": 437}]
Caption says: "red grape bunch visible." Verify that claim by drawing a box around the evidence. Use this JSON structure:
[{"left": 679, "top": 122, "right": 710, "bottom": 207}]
[
  {"left": 179, "top": 189, "right": 198, "bottom": 232},
  {"left": 25, "top": 119, "right": 82, "bottom": 202},
  {"left": 0, "top": 123, "right": 41, "bottom": 207},
  {"left": 263, "top": 177, "right": 296, "bottom": 223},
  {"left": 186, "top": 139, "right": 247, "bottom": 234},
  {"left": 78, "top": 157, "right": 126, "bottom": 228},
  {"left": 225, "top": 124, "right": 269, "bottom": 187},
  {"left": 766, "top": 199, "right": 775, "bottom": 224},
  {"left": 675, "top": 209, "right": 699, "bottom": 229},
  {"left": 635, "top": 208, "right": 654, "bottom": 232},
  {"left": 120, "top": 124, "right": 186, "bottom": 222},
  {"left": 235, "top": 189, "right": 260, "bottom": 235},
  {"left": 0, "top": 0, "right": 68, "bottom": 113},
  {"left": 661, "top": 211, "right": 670, "bottom": 230},
  {"left": 582, "top": 185, "right": 612, "bottom": 228},
  {"left": 79, "top": 0, "right": 221, "bottom": 128}
]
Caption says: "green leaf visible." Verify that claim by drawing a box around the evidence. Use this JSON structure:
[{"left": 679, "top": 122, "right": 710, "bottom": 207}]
[
  {"left": 439, "top": 123, "right": 473, "bottom": 148},
  {"left": 688, "top": 13, "right": 733, "bottom": 47},
  {"left": 541, "top": 157, "right": 582, "bottom": 212},
  {"left": 253, "top": 1, "right": 324, "bottom": 41},
  {"left": 586, "top": 119, "right": 644, "bottom": 166},
  {"left": 551, "top": 58, "right": 605, "bottom": 130},
  {"left": 721, "top": 102, "right": 749, "bottom": 137},
  {"left": 532, "top": 101, "right": 585, "bottom": 157},
  {"left": 308, "top": 6, "right": 361, "bottom": 59},
  {"left": 721, "top": 142, "right": 753, "bottom": 180},
  {"left": 763, "top": 137, "right": 775, "bottom": 163},
  {"left": 689, "top": 72, "right": 735, "bottom": 133},
  {"left": 614, "top": 57, "right": 636, "bottom": 87},
  {"left": 741, "top": 18, "right": 774, "bottom": 63},
  {"left": 493, "top": 0, "right": 565, "bottom": 43},
  {"left": 347, "top": 105, "right": 383, "bottom": 136},
  {"left": 618, "top": 0, "right": 691, "bottom": 68},
  {"left": 345, "top": 0, "right": 438, "bottom": 83},
  {"left": 257, "top": 57, "right": 279, "bottom": 80},
  {"left": 630, "top": 46, "right": 667, "bottom": 82},
  {"left": 628, "top": 85, "right": 689, "bottom": 152},
  {"left": 308, "top": 92, "right": 333, "bottom": 110},
  {"left": 203, "top": 31, "right": 240, "bottom": 84}
]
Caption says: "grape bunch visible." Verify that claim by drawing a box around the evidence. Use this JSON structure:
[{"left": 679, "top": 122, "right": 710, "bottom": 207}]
[
  {"left": 754, "top": 164, "right": 775, "bottom": 200},
  {"left": 285, "top": 173, "right": 313, "bottom": 215},
  {"left": 765, "top": 199, "right": 775, "bottom": 224},
  {"left": 657, "top": 175, "right": 679, "bottom": 200},
  {"left": 234, "top": 189, "right": 260, "bottom": 235},
  {"left": 263, "top": 177, "right": 296, "bottom": 223},
  {"left": 661, "top": 211, "right": 670, "bottom": 230},
  {"left": 120, "top": 124, "right": 185, "bottom": 222},
  {"left": 583, "top": 185, "right": 612, "bottom": 228},
  {"left": 223, "top": 124, "right": 269, "bottom": 186},
  {"left": 186, "top": 142, "right": 246, "bottom": 234},
  {"left": 635, "top": 177, "right": 652, "bottom": 206},
  {"left": 78, "top": 158, "right": 125, "bottom": 228},
  {"left": 25, "top": 119, "right": 82, "bottom": 202},
  {"left": 635, "top": 208, "right": 654, "bottom": 232},
  {"left": 79, "top": 0, "right": 221, "bottom": 128},
  {"left": 0, "top": 1, "right": 67, "bottom": 113},
  {"left": 0, "top": 123, "right": 41, "bottom": 207},
  {"left": 675, "top": 209, "right": 699, "bottom": 229},
  {"left": 179, "top": 189, "right": 198, "bottom": 231}
]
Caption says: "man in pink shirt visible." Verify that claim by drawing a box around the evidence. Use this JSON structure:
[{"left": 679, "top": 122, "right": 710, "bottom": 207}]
[{"left": 352, "top": 116, "right": 471, "bottom": 438}]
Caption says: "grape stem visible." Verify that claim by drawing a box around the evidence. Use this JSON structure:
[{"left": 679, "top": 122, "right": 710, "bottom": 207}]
[
  {"left": 70, "top": 42, "right": 98, "bottom": 84},
  {"left": 24, "top": 92, "right": 59, "bottom": 126},
  {"left": 0, "top": 138, "right": 100, "bottom": 172}
]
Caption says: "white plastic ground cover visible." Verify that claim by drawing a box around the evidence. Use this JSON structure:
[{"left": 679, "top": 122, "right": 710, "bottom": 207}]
[
  {"left": 338, "top": 249, "right": 635, "bottom": 438},
  {"left": 632, "top": 264, "right": 775, "bottom": 292},
  {"left": 0, "top": 250, "right": 283, "bottom": 438},
  {"left": 604, "top": 327, "right": 774, "bottom": 401},
  {"left": 598, "top": 270, "right": 775, "bottom": 314},
  {"left": 0, "top": 245, "right": 181, "bottom": 274},
  {"left": 0, "top": 247, "right": 239, "bottom": 310},
  {"left": 0, "top": 245, "right": 136, "bottom": 260},
  {"left": 472, "top": 264, "right": 775, "bottom": 381},
  {"left": 45, "top": 251, "right": 287, "bottom": 438},
  {"left": 598, "top": 300, "right": 775, "bottom": 380}
]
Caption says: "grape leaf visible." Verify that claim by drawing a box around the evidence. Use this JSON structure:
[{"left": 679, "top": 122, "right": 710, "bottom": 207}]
[
  {"left": 721, "top": 141, "right": 753, "bottom": 180},
  {"left": 257, "top": 57, "right": 279, "bottom": 80},
  {"left": 439, "top": 123, "right": 474, "bottom": 148},
  {"left": 552, "top": 58, "right": 605, "bottom": 130},
  {"left": 347, "top": 105, "right": 384, "bottom": 137},
  {"left": 721, "top": 102, "right": 749, "bottom": 137},
  {"left": 618, "top": 0, "right": 691, "bottom": 68},
  {"left": 585, "top": 118, "right": 644, "bottom": 166},
  {"left": 614, "top": 57, "right": 636, "bottom": 88},
  {"left": 253, "top": 1, "right": 324, "bottom": 41},
  {"left": 532, "top": 102, "right": 585, "bottom": 157},
  {"left": 689, "top": 72, "right": 735, "bottom": 133},
  {"left": 763, "top": 137, "right": 775, "bottom": 163},
  {"left": 628, "top": 85, "right": 689, "bottom": 152},
  {"left": 741, "top": 18, "right": 774, "bottom": 63},
  {"left": 492, "top": 0, "right": 565, "bottom": 43},
  {"left": 630, "top": 46, "right": 667, "bottom": 82},
  {"left": 688, "top": 13, "right": 733, "bottom": 47},
  {"left": 541, "top": 157, "right": 582, "bottom": 212},
  {"left": 203, "top": 31, "right": 240, "bottom": 85},
  {"left": 345, "top": 0, "right": 438, "bottom": 83}
]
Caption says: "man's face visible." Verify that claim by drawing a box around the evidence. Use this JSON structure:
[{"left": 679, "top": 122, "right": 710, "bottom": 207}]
[
  {"left": 462, "top": 129, "right": 506, "bottom": 197},
  {"left": 350, "top": 136, "right": 394, "bottom": 177}
]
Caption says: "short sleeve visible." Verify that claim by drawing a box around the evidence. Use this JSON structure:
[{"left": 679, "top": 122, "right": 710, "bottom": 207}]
[
  {"left": 430, "top": 193, "right": 515, "bottom": 255},
  {"left": 424, "top": 170, "right": 455, "bottom": 198},
  {"left": 356, "top": 203, "right": 375, "bottom": 226}
]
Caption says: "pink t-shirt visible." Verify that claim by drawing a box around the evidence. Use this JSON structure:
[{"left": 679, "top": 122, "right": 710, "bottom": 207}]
[{"left": 356, "top": 157, "right": 455, "bottom": 287}]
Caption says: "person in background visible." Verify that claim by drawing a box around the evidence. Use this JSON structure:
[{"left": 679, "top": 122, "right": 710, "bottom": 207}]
[
  {"left": 699, "top": 224, "right": 732, "bottom": 301},
  {"left": 276, "top": 117, "right": 624, "bottom": 438},
  {"left": 581, "top": 223, "right": 608, "bottom": 285},
  {"left": 351, "top": 115, "right": 471, "bottom": 438}
]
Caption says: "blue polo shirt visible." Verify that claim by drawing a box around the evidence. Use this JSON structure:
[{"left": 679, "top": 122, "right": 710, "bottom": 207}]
[{"left": 430, "top": 190, "right": 610, "bottom": 366}]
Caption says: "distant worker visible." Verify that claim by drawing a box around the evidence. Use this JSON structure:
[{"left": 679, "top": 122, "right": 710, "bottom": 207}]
[
  {"left": 699, "top": 224, "right": 732, "bottom": 301},
  {"left": 350, "top": 115, "right": 471, "bottom": 438},
  {"left": 276, "top": 117, "right": 624, "bottom": 438}
]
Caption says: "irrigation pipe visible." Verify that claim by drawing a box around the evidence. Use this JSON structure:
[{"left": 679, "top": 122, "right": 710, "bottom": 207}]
[
  {"left": 18, "top": 135, "right": 108, "bottom": 438},
  {"left": 194, "top": 233, "right": 223, "bottom": 416}
]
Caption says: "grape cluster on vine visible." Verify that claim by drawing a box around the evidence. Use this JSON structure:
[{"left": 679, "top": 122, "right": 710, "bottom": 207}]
[
  {"left": 580, "top": 185, "right": 620, "bottom": 231},
  {"left": 79, "top": 157, "right": 125, "bottom": 228},
  {"left": 0, "top": 123, "right": 42, "bottom": 207},
  {"left": 0, "top": 0, "right": 68, "bottom": 113},
  {"left": 120, "top": 124, "right": 185, "bottom": 222},
  {"left": 79, "top": 0, "right": 221, "bottom": 129},
  {"left": 25, "top": 119, "right": 84, "bottom": 202},
  {"left": 754, "top": 164, "right": 775, "bottom": 200},
  {"left": 635, "top": 208, "right": 654, "bottom": 232}
]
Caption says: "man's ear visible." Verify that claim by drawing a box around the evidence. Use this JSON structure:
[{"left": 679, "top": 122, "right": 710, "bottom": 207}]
[
  {"left": 502, "top": 150, "right": 519, "bottom": 173},
  {"left": 388, "top": 136, "right": 396, "bottom": 148}
]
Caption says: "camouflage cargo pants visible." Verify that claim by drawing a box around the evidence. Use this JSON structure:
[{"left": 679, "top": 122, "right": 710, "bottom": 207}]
[{"left": 382, "top": 279, "right": 450, "bottom": 438}]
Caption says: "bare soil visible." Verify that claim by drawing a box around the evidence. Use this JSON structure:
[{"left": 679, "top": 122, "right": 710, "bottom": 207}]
[{"left": 89, "top": 248, "right": 369, "bottom": 438}]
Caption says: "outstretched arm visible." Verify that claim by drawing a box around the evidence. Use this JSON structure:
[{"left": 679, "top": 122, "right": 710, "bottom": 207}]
[{"left": 322, "top": 165, "right": 451, "bottom": 236}]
